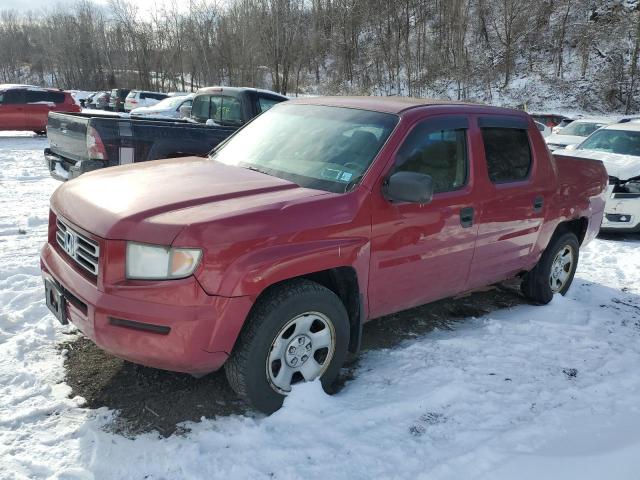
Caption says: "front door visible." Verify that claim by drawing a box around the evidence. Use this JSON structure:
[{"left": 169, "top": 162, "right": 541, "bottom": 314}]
[{"left": 369, "top": 115, "right": 479, "bottom": 318}]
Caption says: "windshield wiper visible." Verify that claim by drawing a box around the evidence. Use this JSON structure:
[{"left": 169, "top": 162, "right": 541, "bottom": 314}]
[{"left": 243, "top": 165, "right": 272, "bottom": 176}]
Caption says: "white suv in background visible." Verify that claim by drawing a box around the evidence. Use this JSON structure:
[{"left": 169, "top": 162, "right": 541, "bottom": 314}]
[
  {"left": 557, "top": 122, "right": 640, "bottom": 233},
  {"left": 124, "top": 90, "right": 168, "bottom": 112}
]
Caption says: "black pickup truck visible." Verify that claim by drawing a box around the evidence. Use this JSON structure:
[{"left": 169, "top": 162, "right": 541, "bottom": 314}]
[{"left": 44, "top": 87, "right": 287, "bottom": 180}]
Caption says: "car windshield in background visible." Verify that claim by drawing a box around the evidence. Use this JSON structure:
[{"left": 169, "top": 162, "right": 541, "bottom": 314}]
[
  {"left": 578, "top": 129, "right": 640, "bottom": 156},
  {"left": 152, "top": 96, "right": 185, "bottom": 109},
  {"left": 561, "top": 122, "right": 605, "bottom": 137},
  {"left": 211, "top": 104, "right": 399, "bottom": 193}
]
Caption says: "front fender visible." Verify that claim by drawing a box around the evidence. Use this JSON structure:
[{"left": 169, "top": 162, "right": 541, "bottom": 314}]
[{"left": 195, "top": 237, "right": 371, "bottom": 299}]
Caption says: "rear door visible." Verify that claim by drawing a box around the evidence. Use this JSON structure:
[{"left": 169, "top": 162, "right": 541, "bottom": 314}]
[
  {"left": 368, "top": 115, "right": 479, "bottom": 317},
  {"left": 466, "top": 116, "right": 552, "bottom": 289},
  {"left": 0, "top": 89, "right": 26, "bottom": 130}
]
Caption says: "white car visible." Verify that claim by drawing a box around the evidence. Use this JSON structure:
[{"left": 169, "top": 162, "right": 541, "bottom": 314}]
[
  {"left": 535, "top": 121, "right": 552, "bottom": 137},
  {"left": 130, "top": 94, "right": 194, "bottom": 119},
  {"left": 556, "top": 122, "right": 640, "bottom": 232},
  {"left": 124, "top": 90, "right": 169, "bottom": 112},
  {"left": 545, "top": 118, "right": 613, "bottom": 151}
]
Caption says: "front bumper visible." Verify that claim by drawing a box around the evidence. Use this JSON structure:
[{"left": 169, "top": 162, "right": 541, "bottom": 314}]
[
  {"left": 601, "top": 196, "right": 640, "bottom": 232},
  {"left": 44, "top": 148, "right": 106, "bottom": 181},
  {"left": 41, "top": 241, "right": 253, "bottom": 375}
]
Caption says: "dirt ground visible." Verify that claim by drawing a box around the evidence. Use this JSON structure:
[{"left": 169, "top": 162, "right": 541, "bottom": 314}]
[{"left": 61, "top": 279, "right": 525, "bottom": 437}]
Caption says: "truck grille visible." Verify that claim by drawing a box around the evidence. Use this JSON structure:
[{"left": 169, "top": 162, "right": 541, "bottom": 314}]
[{"left": 56, "top": 219, "right": 100, "bottom": 275}]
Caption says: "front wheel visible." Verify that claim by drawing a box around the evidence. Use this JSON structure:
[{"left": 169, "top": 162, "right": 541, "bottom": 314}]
[
  {"left": 225, "top": 279, "right": 350, "bottom": 414},
  {"left": 521, "top": 231, "right": 580, "bottom": 304}
]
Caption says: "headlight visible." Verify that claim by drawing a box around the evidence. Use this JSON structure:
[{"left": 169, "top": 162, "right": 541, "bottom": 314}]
[{"left": 126, "top": 242, "right": 202, "bottom": 280}]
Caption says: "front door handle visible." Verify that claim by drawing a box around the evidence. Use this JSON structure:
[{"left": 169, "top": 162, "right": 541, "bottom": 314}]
[
  {"left": 533, "top": 195, "right": 544, "bottom": 212},
  {"left": 460, "top": 207, "right": 474, "bottom": 228}
]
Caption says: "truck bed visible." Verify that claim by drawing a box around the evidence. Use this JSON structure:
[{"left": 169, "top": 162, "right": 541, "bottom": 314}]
[{"left": 45, "top": 111, "right": 237, "bottom": 180}]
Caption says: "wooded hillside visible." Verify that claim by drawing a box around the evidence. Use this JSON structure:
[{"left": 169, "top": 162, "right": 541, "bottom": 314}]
[{"left": 1, "top": 0, "right": 639, "bottom": 112}]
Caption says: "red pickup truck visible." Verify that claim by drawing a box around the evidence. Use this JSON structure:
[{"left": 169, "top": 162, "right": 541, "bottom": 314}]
[{"left": 41, "top": 97, "right": 607, "bottom": 413}]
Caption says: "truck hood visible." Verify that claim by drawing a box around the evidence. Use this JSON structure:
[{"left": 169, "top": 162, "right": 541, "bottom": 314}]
[
  {"left": 555, "top": 149, "right": 640, "bottom": 181},
  {"left": 51, "top": 157, "right": 329, "bottom": 244}
]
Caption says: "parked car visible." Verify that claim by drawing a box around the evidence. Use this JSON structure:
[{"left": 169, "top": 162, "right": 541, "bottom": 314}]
[
  {"left": 130, "top": 94, "right": 194, "bottom": 119},
  {"left": 44, "top": 87, "right": 287, "bottom": 180},
  {"left": 556, "top": 122, "right": 640, "bottom": 232},
  {"left": 530, "top": 113, "right": 571, "bottom": 128},
  {"left": 124, "top": 90, "right": 168, "bottom": 111},
  {"left": 108, "top": 89, "right": 130, "bottom": 112},
  {"left": 545, "top": 118, "right": 613, "bottom": 151},
  {"left": 551, "top": 116, "right": 578, "bottom": 134},
  {"left": 83, "top": 92, "right": 99, "bottom": 109},
  {"left": 67, "top": 90, "right": 94, "bottom": 108},
  {"left": 535, "top": 121, "right": 551, "bottom": 138},
  {"left": 0, "top": 84, "right": 80, "bottom": 134},
  {"left": 90, "top": 91, "right": 110, "bottom": 110},
  {"left": 41, "top": 97, "right": 608, "bottom": 413}
]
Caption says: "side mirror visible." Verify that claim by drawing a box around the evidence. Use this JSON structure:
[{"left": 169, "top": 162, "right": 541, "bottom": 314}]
[
  {"left": 179, "top": 105, "right": 192, "bottom": 118},
  {"left": 384, "top": 171, "right": 433, "bottom": 204}
]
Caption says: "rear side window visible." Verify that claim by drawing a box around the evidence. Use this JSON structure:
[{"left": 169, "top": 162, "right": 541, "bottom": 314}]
[
  {"left": 141, "top": 92, "right": 167, "bottom": 100},
  {"left": 481, "top": 128, "right": 532, "bottom": 183},
  {"left": 394, "top": 125, "right": 468, "bottom": 193},
  {"left": 25, "top": 91, "right": 65, "bottom": 104}
]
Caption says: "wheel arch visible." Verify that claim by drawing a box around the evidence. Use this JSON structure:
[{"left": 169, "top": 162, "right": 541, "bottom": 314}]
[
  {"left": 239, "top": 267, "right": 364, "bottom": 355},
  {"left": 553, "top": 217, "right": 589, "bottom": 245}
]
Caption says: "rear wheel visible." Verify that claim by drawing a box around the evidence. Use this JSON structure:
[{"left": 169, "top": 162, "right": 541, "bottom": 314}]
[
  {"left": 225, "top": 279, "right": 350, "bottom": 414},
  {"left": 521, "top": 231, "right": 579, "bottom": 304}
]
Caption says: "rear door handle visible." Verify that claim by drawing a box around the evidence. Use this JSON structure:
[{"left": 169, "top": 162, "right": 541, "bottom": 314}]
[
  {"left": 533, "top": 195, "right": 544, "bottom": 212},
  {"left": 460, "top": 207, "right": 474, "bottom": 228}
]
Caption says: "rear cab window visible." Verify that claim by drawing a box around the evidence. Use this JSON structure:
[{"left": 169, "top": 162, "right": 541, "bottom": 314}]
[
  {"left": 479, "top": 117, "right": 532, "bottom": 184},
  {"left": 192, "top": 94, "right": 244, "bottom": 126}
]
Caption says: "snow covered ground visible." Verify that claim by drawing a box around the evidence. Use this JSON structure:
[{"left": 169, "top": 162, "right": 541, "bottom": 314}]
[{"left": 1, "top": 131, "right": 640, "bottom": 479}]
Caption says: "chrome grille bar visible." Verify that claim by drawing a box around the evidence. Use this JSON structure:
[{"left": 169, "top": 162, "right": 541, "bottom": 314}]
[{"left": 55, "top": 218, "right": 100, "bottom": 275}]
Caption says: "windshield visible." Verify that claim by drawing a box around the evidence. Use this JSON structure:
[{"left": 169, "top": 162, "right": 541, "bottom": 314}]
[
  {"left": 578, "top": 129, "right": 640, "bottom": 156},
  {"left": 152, "top": 96, "right": 187, "bottom": 109},
  {"left": 211, "top": 104, "right": 398, "bottom": 193},
  {"left": 560, "top": 121, "right": 605, "bottom": 137}
]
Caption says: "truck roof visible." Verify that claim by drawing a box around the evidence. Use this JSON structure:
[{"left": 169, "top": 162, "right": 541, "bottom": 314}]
[
  {"left": 196, "top": 86, "right": 287, "bottom": 99},
  {"left": 286, "top": 95, "right": 524, "bottom": 115}
]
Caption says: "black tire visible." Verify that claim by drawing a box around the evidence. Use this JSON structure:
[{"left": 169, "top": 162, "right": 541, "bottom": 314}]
[
  {"left": 225, "top": 279, "right": 350, "bottom": 414},
  {"left": 521, "top": 231, "right": 579, "bottom": 305}
]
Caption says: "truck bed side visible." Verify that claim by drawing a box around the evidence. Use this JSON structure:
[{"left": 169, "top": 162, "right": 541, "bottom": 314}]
[
  {"left": 45, "top": 112, "right": 237, "bottom": 180},
  {"left": 550, "top": 154, "right": 608, "bottom": 244}
]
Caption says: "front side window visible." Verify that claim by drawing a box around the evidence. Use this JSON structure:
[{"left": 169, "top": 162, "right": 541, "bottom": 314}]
[
  {"left": 481, "top": 128, "right": 532, "bottom": 183},
  {"left": 578, "top": 129, "right": 640, "bottom": 156},
  {"left": 211, "top": 104, "right": 398, "bottom": 193},
  {"left": 259, "top": 96, "right": 280, "bottom": 113},
  {"left": 394, "top": 125, "right": 468, "bottom": 193}
]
